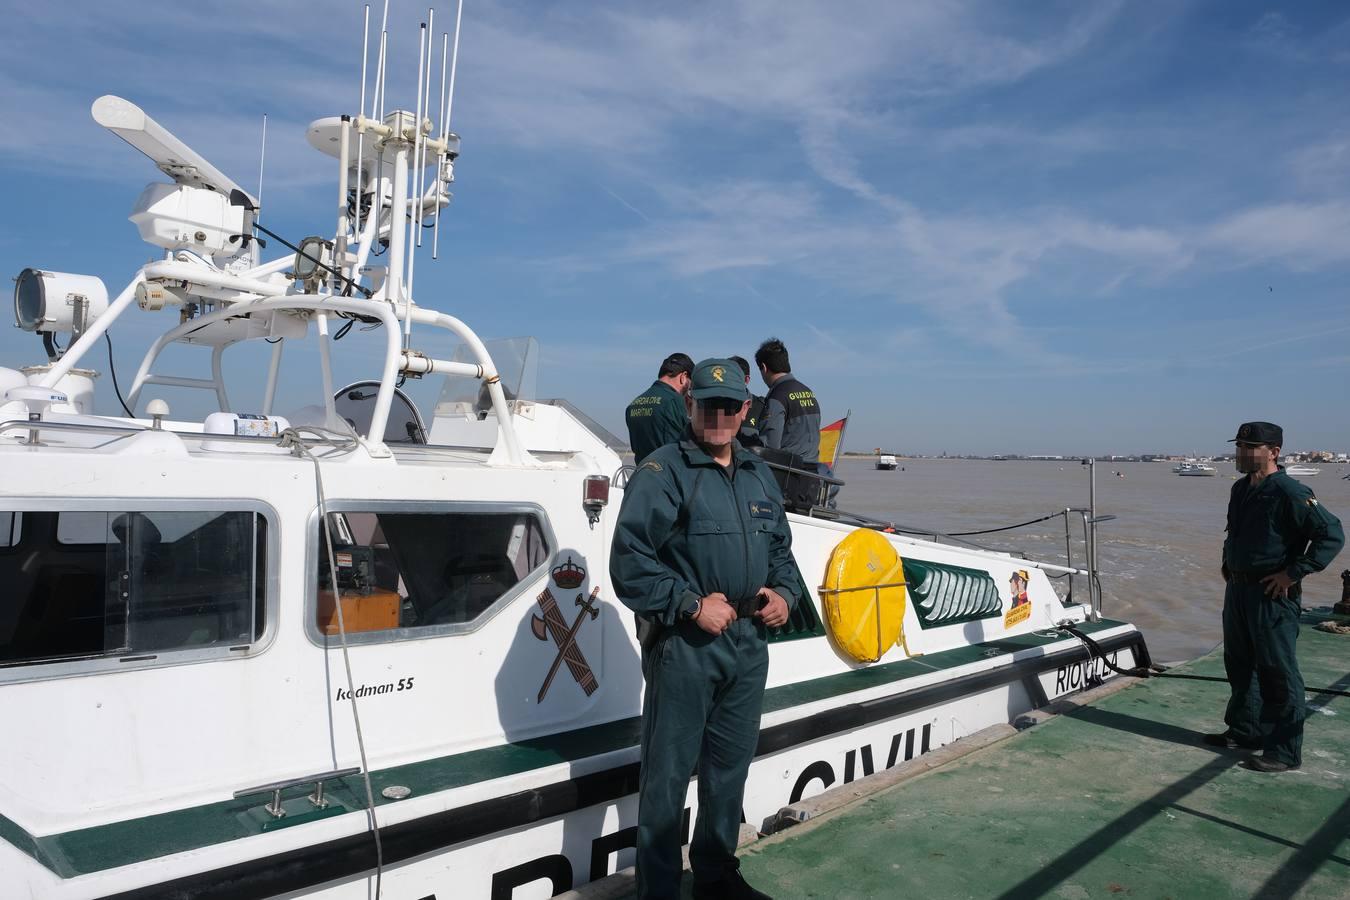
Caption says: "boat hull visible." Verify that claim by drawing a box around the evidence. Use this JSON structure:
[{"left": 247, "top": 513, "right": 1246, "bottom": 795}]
[{"left": 14, "top": 625, "right": 1144, "bottom": 899}]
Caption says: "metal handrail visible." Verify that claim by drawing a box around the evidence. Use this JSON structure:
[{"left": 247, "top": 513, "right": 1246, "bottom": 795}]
[
  {"left": 0, "top": 419, "right": 148, "bottom": 437},
  {"left": 613, "top": 463, "right": 637, "bottom": 489},
  {"left": 817, "top": 580, "right": 908, "bottom": 595},
  {"left": 0, "top": 419, "right": 307, "bottom": 447},
  {"left": 0, "top": 419, "right": 580, "bottom": 460},
  {"left": 758, "top": 458, "right": 846, "bottom": 487}
]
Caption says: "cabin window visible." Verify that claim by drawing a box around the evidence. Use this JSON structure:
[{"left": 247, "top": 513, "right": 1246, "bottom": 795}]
[
  {"left": 312, "top": 508, "right": 550, "bottom": 641},
  {"left": 0, "top": 512, "right": 20, "bottom": 548},
  {"left": 0, "top": 509, "right": 267, "bottom": 669}
]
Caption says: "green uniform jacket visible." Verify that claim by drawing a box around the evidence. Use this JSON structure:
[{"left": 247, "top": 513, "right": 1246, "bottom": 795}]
[
  {"left": 625, "top": 380, "right": 688, "bottom": 464},
  {"left": 736, "top": 394, "right": 766, "bottom": 449},
  {"left": 1223, "top": 469, "right": 1345, "bottom": 580},
  {"left": 610, "top": 436, "right": 802, "bottom": 626}
]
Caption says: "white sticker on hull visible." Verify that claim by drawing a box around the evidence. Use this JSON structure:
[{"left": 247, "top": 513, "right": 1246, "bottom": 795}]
[{"left": 1039, "top": 648, "right": 1135, "bottom": 699}]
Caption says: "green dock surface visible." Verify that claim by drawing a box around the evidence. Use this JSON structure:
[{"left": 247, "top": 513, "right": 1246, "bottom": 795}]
[{"left": 727, "top": 610, "right": 1350, "bottom": 899}]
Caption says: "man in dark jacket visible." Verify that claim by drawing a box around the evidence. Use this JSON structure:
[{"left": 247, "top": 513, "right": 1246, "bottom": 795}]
[
  {"left": 611, "top": 358, "right": 801, "bottom": 900},
  {"left": 754, "top": 338, "right": 819, "bottom": 465},
  {"left": 1206, "top": 421, "right": 1344, "bottom": 772},
  {"left": 625, "top": 353, "right": 694, "bottom": 463}
]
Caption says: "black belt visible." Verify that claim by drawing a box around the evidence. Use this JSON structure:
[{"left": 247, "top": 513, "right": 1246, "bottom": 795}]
[
  {"left": 732, "top": 596, "right": 765, "bottom": 618},
  {"left": 1228, "top": 568, "right": 1286, "bottom": 585}
]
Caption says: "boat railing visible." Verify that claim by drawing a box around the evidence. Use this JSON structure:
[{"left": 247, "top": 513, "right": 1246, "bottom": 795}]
[
  {"left": 756, "top": 457, "right": 845, "bottom": 512},
  {"left": 801, "top": 491, "right": 1110, "bottom": 619},
  {"left": 35, "top": 274, "right": 533, "bottom": 465},
  {"left": 0, "top": 418, "right": 571, "bottom": 465}
]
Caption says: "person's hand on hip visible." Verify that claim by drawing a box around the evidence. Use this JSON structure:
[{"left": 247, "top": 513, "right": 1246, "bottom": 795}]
[
  {"left": 696, "top": 593, "right": 737, "bottom": 634},
  {"left": 755, "top": 587, "right": 790, "bottom": 628}
]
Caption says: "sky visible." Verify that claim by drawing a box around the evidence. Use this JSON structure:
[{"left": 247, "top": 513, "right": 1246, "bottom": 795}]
[{"left": 1, "top": 0, "right": 1348, "bottom": 456}]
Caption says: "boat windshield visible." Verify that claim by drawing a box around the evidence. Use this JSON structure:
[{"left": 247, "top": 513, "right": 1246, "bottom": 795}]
[{"left": 435, "top": 336, "right": 538, "bottom": 418}]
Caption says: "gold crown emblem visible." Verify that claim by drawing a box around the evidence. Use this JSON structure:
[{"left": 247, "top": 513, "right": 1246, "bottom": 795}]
[
  {"left": 552, "top": 556, "right": 586, "bottom": 589},
  {"left": 712, "top": 366, "right": 724, "bottom": 383}
]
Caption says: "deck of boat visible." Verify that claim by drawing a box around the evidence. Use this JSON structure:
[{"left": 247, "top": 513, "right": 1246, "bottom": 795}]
[
  {"left": 582, "top": 608, "right": 1350, "bottom": 899},
  {"left": 734, "top": 608, "right": 1350, "bottom": 899}
]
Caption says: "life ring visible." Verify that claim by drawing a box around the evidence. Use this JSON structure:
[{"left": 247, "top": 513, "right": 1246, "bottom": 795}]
[{"left": 820, "top": 529, "right": 907, "bottom": 663}]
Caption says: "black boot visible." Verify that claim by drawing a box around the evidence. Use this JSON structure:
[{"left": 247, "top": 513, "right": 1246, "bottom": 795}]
[
  {"left": 692, "top": 869, "right": 772, "bottom": 900},
  {"left": 1240, "top": 755, "right": 1300, "bottom": 773},
  {"left": 1202, "top": 730, "right": 1260, "bottom": 749}
]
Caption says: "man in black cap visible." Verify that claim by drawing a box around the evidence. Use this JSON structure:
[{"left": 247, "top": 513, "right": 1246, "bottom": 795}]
[
  {"left": 611, "top": 357, "right": 800, "bottom": 900},
  {"left": 1206, "top": 421, "right": 1344, "bottom": 772},
  {"left": 625, "top": 353, "right": 694, "bottom": 464}
]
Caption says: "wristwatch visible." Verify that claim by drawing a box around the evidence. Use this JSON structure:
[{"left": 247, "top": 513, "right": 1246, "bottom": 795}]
[{"left": 682, "top": 597, "right": 702, "bottom": 621}]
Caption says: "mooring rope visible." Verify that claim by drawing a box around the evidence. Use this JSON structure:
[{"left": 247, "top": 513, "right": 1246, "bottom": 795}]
[
  {"left": 280, "top": 424, "right": 385, "bottom": 897},
  {"left": 1055, "top": 622, "right": 1350, "bottom": 698},
  {"left": 946, "top": 510, "right": 1066, "bottom": 537}
]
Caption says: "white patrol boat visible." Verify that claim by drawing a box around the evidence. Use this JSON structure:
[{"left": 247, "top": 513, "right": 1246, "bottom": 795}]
[
  {"left": 1173, "top": 461, "right": 1218, "bottom": 476},
  {"left": 0, "top": 8, "right": 1149, "bottom": 898}
]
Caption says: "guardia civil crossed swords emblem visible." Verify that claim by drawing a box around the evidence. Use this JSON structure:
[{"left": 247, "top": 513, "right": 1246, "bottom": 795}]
[{"left": 531, "top": 555, "right": 601, "bottom": 702}]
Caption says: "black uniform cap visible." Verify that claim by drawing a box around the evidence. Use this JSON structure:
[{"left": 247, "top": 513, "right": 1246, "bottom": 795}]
[{"left": 1229, "top": 421, "right": 1283, "bottom": 446}]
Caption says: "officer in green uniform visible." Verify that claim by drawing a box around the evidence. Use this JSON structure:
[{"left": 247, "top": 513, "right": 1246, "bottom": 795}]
[
  {"left": 611, "top": 357, "right": 802, "bottom": 900},
  {"left": 729, "top": 355, "right": 765, "bottom": 448},
  {"left": 1205, "top": 421, "right": 1344, "bottom": 772},
  {"left": 625, "top": 353, "right": 694, "bottom": 464}
]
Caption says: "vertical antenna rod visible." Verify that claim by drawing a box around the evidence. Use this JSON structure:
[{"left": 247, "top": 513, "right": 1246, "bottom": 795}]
[
  {"left": 415, "top": 8, "right": 435, "bottom": 250},
  {"left": 353, "top": 4, "right": 370, "bottom": 243},
  {"left": 370, "top": 3, "right": 390, "bottom": 267},
  {"left": 433, "top": 0, "right": 463, "bottom": 261},
  {"left": 432, "top": 28, "right": 449, "bottom": 259},
  {"left": 255, "top": 114, "right": 268, "bottom": 226},
  {"left": 444, "top": 0, "right": 463, "bottom": 132}
]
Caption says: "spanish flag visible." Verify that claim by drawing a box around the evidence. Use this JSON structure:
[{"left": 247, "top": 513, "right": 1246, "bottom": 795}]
[{"left": 817, "top": 411, "right": 850, "bottom": 469}]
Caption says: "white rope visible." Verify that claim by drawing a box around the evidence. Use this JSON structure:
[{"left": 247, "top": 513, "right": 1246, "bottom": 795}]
[{"left": 279, "top": 425, "right": 384, "bottom": 897}]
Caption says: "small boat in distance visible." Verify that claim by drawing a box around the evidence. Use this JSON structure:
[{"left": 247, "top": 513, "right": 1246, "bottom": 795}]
[
  {"left": 1286, "top": 464, "right": 1321, "bottom": 477},
  {"left": 876, "top": 454, "right": 898, "bottom": 471},
  {"left": 1174, "top": 462, "right": 1217, "bottom": 476}
]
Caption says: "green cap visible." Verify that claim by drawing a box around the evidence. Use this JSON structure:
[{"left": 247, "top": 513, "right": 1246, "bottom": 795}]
[
  {"left": 1229, "top": 421, "right": 1283, "bottom": 446},
  {"left": 690, "top": 358, "right": 749, "bottom": 402}
]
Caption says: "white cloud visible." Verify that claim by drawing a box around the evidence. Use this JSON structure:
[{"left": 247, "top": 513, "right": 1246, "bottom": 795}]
[
  {"left": 1288, "top": 136, "right": 1350, "bottom": 193},
  {"left": 1204, "top": 202, "right": 1350, "bottom": 269}
]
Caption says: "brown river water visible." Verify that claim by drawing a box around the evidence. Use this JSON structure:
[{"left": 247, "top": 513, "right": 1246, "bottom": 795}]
[{"left": 829, "top": 457, "right": 1350, "bottom": 663}]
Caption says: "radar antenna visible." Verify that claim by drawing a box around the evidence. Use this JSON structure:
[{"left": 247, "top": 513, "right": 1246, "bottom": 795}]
[{"left": 91, "top": 95, "right": 254, "bottom": 204}]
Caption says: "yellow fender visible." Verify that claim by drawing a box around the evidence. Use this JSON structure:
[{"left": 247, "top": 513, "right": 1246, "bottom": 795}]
[{"left": 820, "top": 529, "right": 907, "bottom": 663}]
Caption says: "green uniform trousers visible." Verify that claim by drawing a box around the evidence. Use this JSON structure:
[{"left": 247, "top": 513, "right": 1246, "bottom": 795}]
[
  {"left": 1222, "top": 581, "right": 1305, "bottom": 766},
  {"left": 637, "top": 617, "right": 768, "bottom": 900}
]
